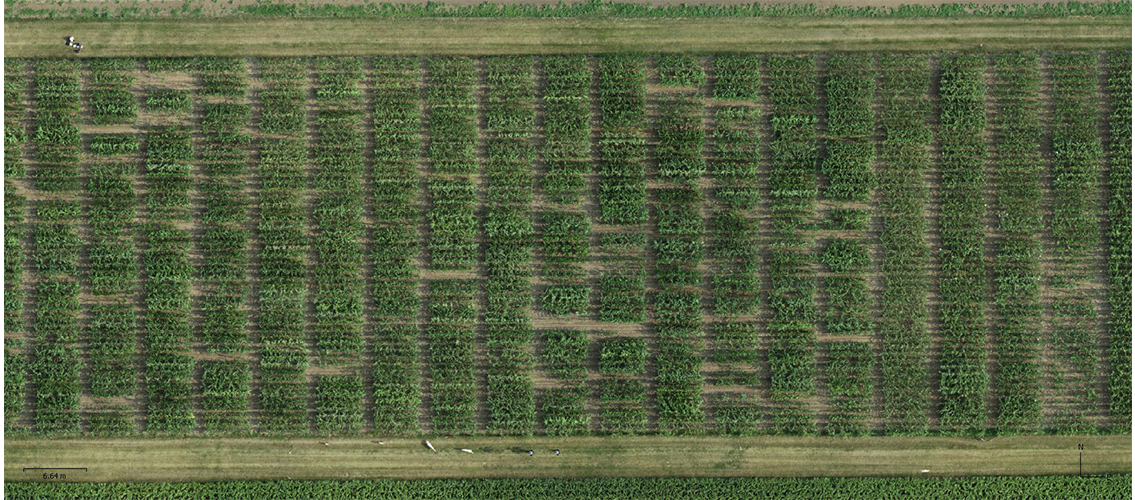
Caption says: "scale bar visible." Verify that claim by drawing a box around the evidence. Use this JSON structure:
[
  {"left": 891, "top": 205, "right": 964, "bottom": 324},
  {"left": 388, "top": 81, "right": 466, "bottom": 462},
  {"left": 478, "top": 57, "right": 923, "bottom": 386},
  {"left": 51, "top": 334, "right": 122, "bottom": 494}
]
[{"left": 23, "top": 468, "right": 87, "bottom": 471}]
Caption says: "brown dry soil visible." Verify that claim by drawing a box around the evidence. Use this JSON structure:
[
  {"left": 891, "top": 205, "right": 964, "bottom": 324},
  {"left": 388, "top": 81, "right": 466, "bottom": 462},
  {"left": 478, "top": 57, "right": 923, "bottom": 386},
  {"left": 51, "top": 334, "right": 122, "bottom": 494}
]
[
  {"left": 6, "top": 434, "right": 1130, "bottom": 482},
  {"left": 6, "top": 17, "right": 1130, "bottom": 58}
]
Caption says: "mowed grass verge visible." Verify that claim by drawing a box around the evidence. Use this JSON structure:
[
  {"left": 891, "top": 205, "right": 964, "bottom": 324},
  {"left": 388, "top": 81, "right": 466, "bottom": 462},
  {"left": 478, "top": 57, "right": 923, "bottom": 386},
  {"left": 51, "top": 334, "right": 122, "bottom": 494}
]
[
  {"left": 6, "top": 435, "right": 1130, "bottom": 482},
  {"left": 4, "top": 17, "right": 1131, "bottom": 57}
]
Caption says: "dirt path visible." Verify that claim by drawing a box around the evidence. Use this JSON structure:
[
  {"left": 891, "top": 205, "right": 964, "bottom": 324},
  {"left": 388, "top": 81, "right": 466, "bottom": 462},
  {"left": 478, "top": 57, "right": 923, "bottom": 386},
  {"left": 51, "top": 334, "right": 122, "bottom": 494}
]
[
  {"left": 6, "top": 434, "right": 1129, "bottom": 482},
  {"left": 6, "top": 18, "right": 1129, "bottom": 58}
]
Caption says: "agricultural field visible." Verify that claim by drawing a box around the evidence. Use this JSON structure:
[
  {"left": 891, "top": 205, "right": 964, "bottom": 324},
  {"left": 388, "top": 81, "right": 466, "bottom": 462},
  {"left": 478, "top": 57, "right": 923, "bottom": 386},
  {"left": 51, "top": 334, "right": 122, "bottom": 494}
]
[
  {"left": 4, "top": 51, "right": 1131, "bottom": 441},
  {"left": 3, "top": 0, "right": 1134, "bottom": 493}
]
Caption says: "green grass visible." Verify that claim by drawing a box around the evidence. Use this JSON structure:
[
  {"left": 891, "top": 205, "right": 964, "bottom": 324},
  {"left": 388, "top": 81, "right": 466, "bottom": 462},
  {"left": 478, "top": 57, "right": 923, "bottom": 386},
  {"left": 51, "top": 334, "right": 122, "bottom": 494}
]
[
  {"left": 5, "top": 435, "right": 1130, "bottom": 482},
  {"left": 4, "top": 17, "right": 1130, "bottom": 57}
]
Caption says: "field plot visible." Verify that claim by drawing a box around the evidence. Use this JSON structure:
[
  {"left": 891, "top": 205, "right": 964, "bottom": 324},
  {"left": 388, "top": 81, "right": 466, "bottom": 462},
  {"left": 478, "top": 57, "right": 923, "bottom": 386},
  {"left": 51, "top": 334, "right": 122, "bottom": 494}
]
[{"left": 2, "top": 53, "right": 1131, "bottom": 446}]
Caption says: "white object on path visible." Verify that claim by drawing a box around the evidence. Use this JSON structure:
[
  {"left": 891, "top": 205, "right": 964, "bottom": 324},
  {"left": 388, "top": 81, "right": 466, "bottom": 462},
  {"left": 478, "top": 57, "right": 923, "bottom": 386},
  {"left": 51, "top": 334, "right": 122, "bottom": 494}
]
[
  {"left": 921, "top": 470, "right": 930, "bottom": 473},
  {"left": 426, "top": 440, "right": 436, "bottom": 452},
  {"left": 461, "top": 449, "right": 474, "bottom": 454}
]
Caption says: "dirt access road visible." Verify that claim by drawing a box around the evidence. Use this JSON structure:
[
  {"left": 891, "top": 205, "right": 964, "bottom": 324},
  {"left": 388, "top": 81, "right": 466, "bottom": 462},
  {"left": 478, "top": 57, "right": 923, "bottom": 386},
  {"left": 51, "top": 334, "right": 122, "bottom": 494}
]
[
  {"left": 6, "top": 17, "right": 1130, "bottom": 57},
  {"left": 7, "top": 435, "right": 1129, "bottom": 482},
  {"left": 5, "top": 0, "right": 1123, "bottom": 19}
]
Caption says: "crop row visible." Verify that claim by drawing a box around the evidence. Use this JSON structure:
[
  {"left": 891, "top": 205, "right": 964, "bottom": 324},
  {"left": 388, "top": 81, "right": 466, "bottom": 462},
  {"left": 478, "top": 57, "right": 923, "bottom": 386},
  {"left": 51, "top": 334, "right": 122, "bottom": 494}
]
[
  {"left": 201, "top": 360, "right": 251, "bottom": 433},
  {"left": 199, "top": 57, "right": 248, "bottom": 97},
  {"left": 199, "top": 69, "right": 252, "bottom": 356},
  {"left": 371, "top": 57, "right": 423, "bottom": 434},
  {"left": 540, "top": 329, "right": 588, "bottom": 381},
  {"left": 705, "top": 59, "right": 761, "bottom": 407},
  {"left": 1048, "top": 53, "right": 1102, "bottom": 433},
  {"left": 5, "top": 59, "right": 27, "bottom": 178},
  {"left": 710, "top": 105, "right": 760, "bottom": 214},
  {"left": 655, "top": 93, "right": 706, "bottom": 184},
  {"left": 81, "top": 61, "right": 139, "bottom": 416},
  {"left": 541, "top": 211, "right": 590, "bottom": 285},
  {"left": 259, "top": 57, "right": 306, "bottom": 134},
  {"left": 818, "top": 55, "right": 876, "bottom": 436},
  {"left": 316, "top": 374, "right": 364, "bottom": 433},
  {"left": 145, "top": 88, "right": 191, "bottom": 113},
  {"left": 541, "top": 55, "right": 591, "bottom": 203},
  {"left": 143, "top": 222, "right": 195, "bottom": 432},
  {"left": 590, "top": 56, "right": 651, "bottom": 436},
  {"left": 33, "top": 60, "right": 81, "bottom": 192},
  {"left": 600, "top": 337, "right": 649, "bottom": 433},
  {"left": 1106, "top": 52, "right": 1132, "bottom": 429},
  {"left": 764, "top": 56, "right": 818, "bottom": 435},
  {"left": 539, "top": 56, "right": 592, "bottom": 320},
  {"left": 706, "top": 103, "right": 759, "bottom": 403},
  {"left": 5, "top": 61, "right": 26, "bottom": 428},
  {"left": 824, "top": 342, "right": 875, "bottom": 436},
  {"left": 86, "top": 157, "right": 137, "bottom": 300},
  {"left": 652, "top": 87, "right": 708, "bottom": 435},
  {"left": 657, "top": 55, "right": 705, "bottom": 88},
  {"left": 140, "top": 87, "right": 195, "bottom": 433},
  {"left": 5, "top": 339, "right": 27, "bottom": 433},
  {"left": 482, "top": 56, "right": 536, "bottom": 435},
  {"left": 989, "top": 54, "right": 1044, "bottom": 434},
  {"left": 710, "top": 392, "right": 760, "bottom": 435},
  {"left": 29, "top": 60, "right": 84, "bottom": 435},
  {"left": 935, "top": 56, "right": 990, "bottom": 435},
  {"left": 596, "top": 56, "right": 648, "bottom": 328},
  {"left": 427, "top": 280, "right": 478, "bottom": 434},
  {"left": 5, "top": 59, "right": 27, "bottom": 361},
  {"left": 87, "top": 304, "right": 136, "bottom": 402},
  {"left": 712, "top": 55, "right": 760, "bottom": 100},
  {"left": 710, "top": 322, "right": 759, "bottom": 388},
  {"left": 822, "top": 55, "right": 874, "bottom": 202},
  {"left": 4, "top": 73, "right": 29, "bottom": 431},
  {"left": 194, "top": 63, "right": 253, "bottom": 433},
  {"left": 33, "top": 258, "right": 82, "bottom": 433},
  {"left": 256, "top": 133, "right": 311, "bottom": 432},
  {"left": 876, "top": 56, "right": 931, "bottom": 435},
  {"left": 426, "top": 58, "right": 478, "bottom": 270},
  {"left": 597, "top": 55, "right": 647, "bottom": 225},
  {"left": 311, "top": 58, "right": 365, "bottom": 362},
  {"left": 535, "top": 62, "right": 591, "bottom": 409},
  {"left": 540, "top": 383, "right": 590, "bottom": 435},
  {"left": 87, "top": 59, "right": 137, "bottom": 125}
]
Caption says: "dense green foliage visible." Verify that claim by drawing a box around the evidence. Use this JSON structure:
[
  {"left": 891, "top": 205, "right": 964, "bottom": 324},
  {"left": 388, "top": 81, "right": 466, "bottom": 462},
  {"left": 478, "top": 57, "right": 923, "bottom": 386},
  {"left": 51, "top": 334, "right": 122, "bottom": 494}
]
[
  {"left": 198, "top": 60, "right": 251, "bottom": 356},
  {"left": 764, "top": 55, "right": 818, "bottom": 435},
  {"left": 990, "top": 54, "right": 1044, "bottom": 434},
  {"left": 481, "top": 56, "right": 538, "bottom": 435},
  {"left": 7, "top": 474, "right": 1131, "bottom": 499},
  {"left": 311, "top": 58, "right": 366, "bottom": 362},
  {"left": 935, "top": 56, "right": 989, "bottom": 435},
  {"left": 823, "top": 342, "right": 874, "bottom": 436},
  {"left": 426, "top": 279, "right": 478, "bottom": 434},
  {"left": 1105, "top": 51, "right": 1132, "bottom": 430},
  {"left": 3, "top": 53, "right": 1128, "bottom": 440},
  {"left": 372, "top": 57, "right": 423, "bottom": 434},
  {"left": 256, "top": 59, "right": 310, "bottom": 432},
  {"left": 876, "top": 56, "right": 932, "bottom": 435},
  {"left": 1048, "top": 53, "right": 1103, "bottom": 433}
]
